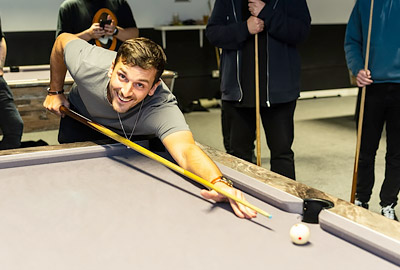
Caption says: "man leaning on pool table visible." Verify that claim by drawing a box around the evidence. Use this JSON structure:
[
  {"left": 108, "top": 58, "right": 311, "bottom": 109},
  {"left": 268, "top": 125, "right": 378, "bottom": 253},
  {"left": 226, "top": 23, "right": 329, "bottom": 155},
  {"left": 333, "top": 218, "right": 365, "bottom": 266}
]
[{"left": 43, "top": 33, "right": 256, "bottom": 219}]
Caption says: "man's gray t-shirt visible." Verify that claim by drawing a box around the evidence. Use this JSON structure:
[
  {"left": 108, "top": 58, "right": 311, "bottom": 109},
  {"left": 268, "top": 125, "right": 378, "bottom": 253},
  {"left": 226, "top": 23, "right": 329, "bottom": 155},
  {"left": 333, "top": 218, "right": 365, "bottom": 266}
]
[{"left": 64, "top": 39, "right": 189, "bottom": 141}]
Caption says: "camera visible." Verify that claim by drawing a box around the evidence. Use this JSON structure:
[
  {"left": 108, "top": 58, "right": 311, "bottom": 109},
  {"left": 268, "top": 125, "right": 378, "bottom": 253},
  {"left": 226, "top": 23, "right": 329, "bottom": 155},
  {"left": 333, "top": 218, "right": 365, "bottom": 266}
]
[{"left": 99, "top": 19, "right": 112, "bottom": 29}]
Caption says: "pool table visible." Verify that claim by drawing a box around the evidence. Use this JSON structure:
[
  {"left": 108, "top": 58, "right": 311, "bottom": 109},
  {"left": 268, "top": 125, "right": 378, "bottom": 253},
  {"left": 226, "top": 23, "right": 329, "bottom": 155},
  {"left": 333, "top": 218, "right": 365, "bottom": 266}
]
[
  {"left": 2, "top": 65, "right": 177, "bottom": 133},
  {"left": 0, "top": 142, "right": 399, "bottom": 269}
]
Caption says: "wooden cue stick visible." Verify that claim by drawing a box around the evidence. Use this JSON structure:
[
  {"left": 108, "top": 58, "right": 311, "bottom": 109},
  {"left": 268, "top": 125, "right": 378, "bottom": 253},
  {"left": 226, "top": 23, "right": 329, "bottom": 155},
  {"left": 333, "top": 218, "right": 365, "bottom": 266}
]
[
  {"left": 59, "top": 105, "right": 272, "bottom": 218},
  {"left": 215, "top": 47, "right": 221, "bottom": 70},
  {"left": 350, "top": 0, "right": 374, "bottom": 203},
  {"left": 255, "top": 33, "right": 261, "bottom": 166}
]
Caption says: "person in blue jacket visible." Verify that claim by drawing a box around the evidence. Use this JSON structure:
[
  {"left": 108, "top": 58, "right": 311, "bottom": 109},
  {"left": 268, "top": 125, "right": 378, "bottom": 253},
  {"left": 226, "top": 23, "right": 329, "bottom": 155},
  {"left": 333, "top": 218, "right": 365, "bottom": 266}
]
[
  {"left": 206, "top": 0, "right": 311, "bottom": 180},
  {"left": 345, "top": 0, "right": 400, "bottom": 221}
]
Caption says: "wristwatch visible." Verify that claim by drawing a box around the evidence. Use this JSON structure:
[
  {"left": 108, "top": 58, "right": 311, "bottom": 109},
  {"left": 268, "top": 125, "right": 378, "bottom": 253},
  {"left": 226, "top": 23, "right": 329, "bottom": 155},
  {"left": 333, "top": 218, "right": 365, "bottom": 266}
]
[
  {"left": 211, "top": 176, "right": 233, "bottom": 187},
  {"left": 113, "top": 27, "right": 119, "bottom": 36},
  {"left": 47, "top": 87, "right": 64, "bottom": 95}
]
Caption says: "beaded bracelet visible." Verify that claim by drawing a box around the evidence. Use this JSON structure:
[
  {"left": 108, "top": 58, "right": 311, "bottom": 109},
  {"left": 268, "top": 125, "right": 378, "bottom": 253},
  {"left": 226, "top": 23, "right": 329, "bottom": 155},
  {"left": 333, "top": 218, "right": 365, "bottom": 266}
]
[{"left": 210, "top": 176, "right": 233, "bottom": 187}]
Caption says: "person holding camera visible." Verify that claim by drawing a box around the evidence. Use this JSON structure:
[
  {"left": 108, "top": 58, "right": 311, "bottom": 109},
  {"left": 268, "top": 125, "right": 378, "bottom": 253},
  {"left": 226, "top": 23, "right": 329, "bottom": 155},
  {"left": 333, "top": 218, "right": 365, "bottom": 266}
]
[{"left": 56, "top": 0, "right": 139, "bottom": 51}]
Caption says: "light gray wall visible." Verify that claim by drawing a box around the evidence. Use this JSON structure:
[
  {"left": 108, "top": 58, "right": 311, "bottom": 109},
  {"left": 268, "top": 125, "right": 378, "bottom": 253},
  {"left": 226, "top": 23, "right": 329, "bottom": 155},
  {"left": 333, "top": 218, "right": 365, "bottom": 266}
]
[
  {"left": 0, "top": 0, "right": 355, "bottom": 32},
  {"left": 308, "top": 0, "right": 355, "bottom": 24}
]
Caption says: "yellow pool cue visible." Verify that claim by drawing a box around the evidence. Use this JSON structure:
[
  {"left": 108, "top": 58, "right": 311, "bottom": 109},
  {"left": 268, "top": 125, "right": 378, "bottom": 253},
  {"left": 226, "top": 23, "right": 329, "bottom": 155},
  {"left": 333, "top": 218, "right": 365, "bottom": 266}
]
[
  {"left": 255, "top": 33, "right": 261, "bottom": 167},
  {"left": 59, "top": 105, "right": 272, "bottom": 219},
  {"left": 350, "top": 0, "right": 374, "bottom": 204}
]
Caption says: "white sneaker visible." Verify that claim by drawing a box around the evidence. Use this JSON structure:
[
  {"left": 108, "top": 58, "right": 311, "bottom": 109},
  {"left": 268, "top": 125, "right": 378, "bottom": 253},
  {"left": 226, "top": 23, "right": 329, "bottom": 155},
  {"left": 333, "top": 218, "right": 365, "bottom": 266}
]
[
  {"left": 381, "top": 204, "right": 398, "bottom": 221},
  {"left": 355, "top": 199, "right": 369, "bottom": 209}
]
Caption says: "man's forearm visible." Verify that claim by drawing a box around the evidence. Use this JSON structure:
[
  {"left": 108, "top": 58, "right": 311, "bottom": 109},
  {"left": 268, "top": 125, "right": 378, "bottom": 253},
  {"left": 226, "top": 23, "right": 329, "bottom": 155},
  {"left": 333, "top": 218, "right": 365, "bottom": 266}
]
[
  {"left": 115, "top": 27, "right": 139, "bottom": 41},
  {"left": 163, "top": 131, "right": 222, "bottom": 182},
  {"left": 75, "top": 30, "right": 93, "bottom": 42},
  {"left": 183, "top": 144, "right": 222, "bottom": 182},
  {"left": 49, "top": 34, "right": 72, "bottom": 91},
  {"left": 0, "top": 37, "right": 7, "bottom": 73}
]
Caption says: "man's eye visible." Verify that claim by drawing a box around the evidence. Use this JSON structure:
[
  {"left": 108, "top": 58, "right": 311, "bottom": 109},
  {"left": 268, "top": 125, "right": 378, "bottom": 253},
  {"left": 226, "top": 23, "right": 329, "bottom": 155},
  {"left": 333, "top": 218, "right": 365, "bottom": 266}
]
[
  {"left": 119, "top": 73, "right": 126, "bottom": 80},
  {"left": 136, "top": 83, "right": 144, "bottom": 88}
]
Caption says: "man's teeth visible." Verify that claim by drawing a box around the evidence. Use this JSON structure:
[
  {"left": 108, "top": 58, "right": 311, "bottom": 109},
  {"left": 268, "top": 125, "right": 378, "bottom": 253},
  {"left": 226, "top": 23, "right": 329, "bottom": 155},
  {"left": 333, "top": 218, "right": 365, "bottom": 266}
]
[{"left": 118, "top": 93, "right": 131, "bottom": 102}]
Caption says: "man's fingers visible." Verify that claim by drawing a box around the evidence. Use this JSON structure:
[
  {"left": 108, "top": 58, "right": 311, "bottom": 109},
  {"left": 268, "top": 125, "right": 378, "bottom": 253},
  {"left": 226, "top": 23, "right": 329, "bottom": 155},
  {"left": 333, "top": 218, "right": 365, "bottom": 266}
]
[
  {"left": 200, "top": 189, "right": 226, "bottom": 202},
  {"left": 43, "top": 95, "right": 70, "bottom": 117},
  {"left": 357, "top": 76, "right": 373, "bottom": 87},
  {"left": 229, "top": 200, "right": 246, "bottom": 218},
  {"left": 200, "top": 188, "right": 257, "bottom": 219},
  {"left": 229, "top": 190, "right": 257, "bottom": 219}
]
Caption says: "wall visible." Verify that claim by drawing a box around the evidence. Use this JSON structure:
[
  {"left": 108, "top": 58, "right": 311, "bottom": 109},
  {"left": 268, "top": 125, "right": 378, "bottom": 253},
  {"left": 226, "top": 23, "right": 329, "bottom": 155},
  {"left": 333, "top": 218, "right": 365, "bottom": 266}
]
[
  {"left": 307, "top": 0, "right": 355, "bottom": 24},
  {"left": 0, "top": 0, "right": 355, "bottom": 31},
  {"left": 0, "top": 0, "right": 211, "bottom": 31}
]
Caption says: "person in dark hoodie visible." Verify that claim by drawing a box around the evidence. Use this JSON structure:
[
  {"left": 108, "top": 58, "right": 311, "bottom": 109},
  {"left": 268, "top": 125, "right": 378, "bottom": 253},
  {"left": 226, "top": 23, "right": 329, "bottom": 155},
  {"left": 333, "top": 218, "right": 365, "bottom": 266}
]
[
  {"left": 0, "top": 16, "right": 24, "bottom": 150},
  {"left": 206, "top": 0, "right": 311, "bottom": 179}
]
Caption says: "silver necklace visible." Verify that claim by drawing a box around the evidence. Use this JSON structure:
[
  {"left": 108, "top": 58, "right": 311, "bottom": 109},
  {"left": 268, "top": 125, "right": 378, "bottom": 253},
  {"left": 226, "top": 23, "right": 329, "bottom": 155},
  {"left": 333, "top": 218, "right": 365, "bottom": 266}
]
[{"left": 117, "top": 100, "right": 144, "bottom": 141}]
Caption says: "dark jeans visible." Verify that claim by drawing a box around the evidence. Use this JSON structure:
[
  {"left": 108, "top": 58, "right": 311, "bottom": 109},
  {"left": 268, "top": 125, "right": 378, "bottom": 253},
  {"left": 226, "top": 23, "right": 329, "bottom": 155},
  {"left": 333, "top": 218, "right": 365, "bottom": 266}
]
[
  {"left": 222, "top": 100, "right": 296, "bottom": 179},
  {"left": 356, "top": 83, "right": 400, "bottom": 207},
  {"left": 58, "top": 103, "right": 110, "bottom": 144},
  {"left": 0, "top": 76, "right": 23, "bottom": 150}
]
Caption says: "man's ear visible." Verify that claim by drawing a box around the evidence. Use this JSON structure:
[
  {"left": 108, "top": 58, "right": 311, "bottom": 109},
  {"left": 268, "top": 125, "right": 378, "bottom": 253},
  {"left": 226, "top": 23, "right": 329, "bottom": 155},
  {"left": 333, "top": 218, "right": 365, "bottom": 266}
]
[
  {"left": 108, "top": 60, "right": 115, "bottom": 78},
  {"left": 148, "top": 79, "right": 161, "bottom": 96}
]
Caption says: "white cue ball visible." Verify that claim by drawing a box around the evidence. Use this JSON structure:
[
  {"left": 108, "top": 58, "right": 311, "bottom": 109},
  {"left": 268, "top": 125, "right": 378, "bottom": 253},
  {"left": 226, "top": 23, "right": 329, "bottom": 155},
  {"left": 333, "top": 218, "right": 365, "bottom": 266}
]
[{"left": 290, "top": 223, "right": 310, "bottom": 245}]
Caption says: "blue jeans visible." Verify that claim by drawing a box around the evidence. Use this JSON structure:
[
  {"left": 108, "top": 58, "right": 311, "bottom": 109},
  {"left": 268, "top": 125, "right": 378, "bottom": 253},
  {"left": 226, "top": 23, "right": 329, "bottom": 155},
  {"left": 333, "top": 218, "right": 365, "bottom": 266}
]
[
  {"left": 356, "top": 83, "right": 400, "bottom": 207},
  {"left": 0, "top": 76, "right": 23, "bottom": 150}
]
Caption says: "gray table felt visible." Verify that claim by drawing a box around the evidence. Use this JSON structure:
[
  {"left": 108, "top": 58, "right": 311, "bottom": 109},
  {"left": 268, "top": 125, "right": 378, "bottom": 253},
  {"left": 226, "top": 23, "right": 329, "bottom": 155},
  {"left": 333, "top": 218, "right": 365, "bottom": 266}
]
[{"left": 0, "top": 145, "right": 398, "bottom": 269}]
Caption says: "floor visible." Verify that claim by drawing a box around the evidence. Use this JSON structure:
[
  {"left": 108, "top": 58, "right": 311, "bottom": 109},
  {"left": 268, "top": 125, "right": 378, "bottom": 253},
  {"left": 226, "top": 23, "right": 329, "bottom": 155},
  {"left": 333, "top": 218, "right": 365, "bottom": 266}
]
[{"left": 14, "top": 88, "right": 399, "bottom": 218}]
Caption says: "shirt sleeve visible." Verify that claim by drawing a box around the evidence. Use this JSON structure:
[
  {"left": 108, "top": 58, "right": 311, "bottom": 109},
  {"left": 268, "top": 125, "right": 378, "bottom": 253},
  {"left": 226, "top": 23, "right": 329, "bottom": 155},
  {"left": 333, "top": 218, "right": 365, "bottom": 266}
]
[
  {"left": 344, "top": 2, "right": 364, "bottom": 76},
  {"left": 206, "top": 0, "right": 250, "bottom": 50},
  {"left": 150, "top": 103, "right": 190, "bottom": 141},
  {"left": 64, "top": 39, "right": 116, "bottom": 82},
  {"left": 257, "top": 0, "right": 311, "bottom": 45},
  {"left": 116, "top": 0, "right": 137, "bottom": 28},
  {"left": 139, "top": 83, "right": 190, "bottom": 141},
  {"left": 56, "top": 3, "right": 74, "bottom": 37}
]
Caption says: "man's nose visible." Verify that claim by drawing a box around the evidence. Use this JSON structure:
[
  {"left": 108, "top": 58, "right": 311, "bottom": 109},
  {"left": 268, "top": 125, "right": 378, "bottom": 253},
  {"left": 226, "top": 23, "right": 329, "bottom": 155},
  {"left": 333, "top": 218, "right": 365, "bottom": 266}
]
[{"left": 120, "top": 83, "right": 134, "bottom": 97}]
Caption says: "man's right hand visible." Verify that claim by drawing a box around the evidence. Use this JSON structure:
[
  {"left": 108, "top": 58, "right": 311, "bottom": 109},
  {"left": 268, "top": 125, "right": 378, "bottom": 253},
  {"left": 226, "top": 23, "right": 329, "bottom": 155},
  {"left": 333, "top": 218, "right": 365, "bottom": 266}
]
[
  {"left": 87, "top": 23, "right": 106, "bottom": 40},
  {"left": 247, "top": 16, "right": 264, "bottom": 35},
  {"left": 43, "top": 94, "right": 70, "bottom": 117},
  {"left": 356, "top": 69, "right": 373, "bottom": 87}
]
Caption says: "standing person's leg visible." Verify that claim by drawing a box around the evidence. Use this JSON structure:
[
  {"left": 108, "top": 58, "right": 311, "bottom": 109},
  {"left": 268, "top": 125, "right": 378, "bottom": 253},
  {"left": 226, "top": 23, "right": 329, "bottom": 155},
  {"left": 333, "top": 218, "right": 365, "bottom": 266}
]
[
  {"left": 379, "top": 84, "right": 400, "bottom": 209},
  {"left": 261, "top": 100, "right": 296, "bottom": 180},
  {"left": 222, "top": 101, "right": 255, "bottom": 163},
  {"left": 0, "top": 77, "right": 23, "bottom": 150},
  {"left": 221, "top": 101, "right": 232, "bottom": 155},
  {"left": 356, "top": 84, "right": 385, "bottom": 204}
]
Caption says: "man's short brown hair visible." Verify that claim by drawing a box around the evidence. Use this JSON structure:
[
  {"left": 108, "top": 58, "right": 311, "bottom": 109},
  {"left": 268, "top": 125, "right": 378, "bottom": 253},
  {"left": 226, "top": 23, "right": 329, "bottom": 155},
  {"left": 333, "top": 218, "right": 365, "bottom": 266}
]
[{"left": 115, "top": 37, "right": 167, "bottom": 86}]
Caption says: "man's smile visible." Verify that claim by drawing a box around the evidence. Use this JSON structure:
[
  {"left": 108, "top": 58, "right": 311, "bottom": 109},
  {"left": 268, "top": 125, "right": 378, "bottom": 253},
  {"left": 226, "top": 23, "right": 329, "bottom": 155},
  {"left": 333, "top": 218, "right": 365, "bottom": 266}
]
[{"left": 116, "top": 91, "right": 134, "bottom": 103}]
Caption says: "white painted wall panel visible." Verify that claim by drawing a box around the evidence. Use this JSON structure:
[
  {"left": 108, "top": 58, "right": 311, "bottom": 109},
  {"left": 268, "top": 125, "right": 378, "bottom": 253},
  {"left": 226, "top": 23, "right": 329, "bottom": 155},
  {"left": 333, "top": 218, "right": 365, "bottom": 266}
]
[{"left": 0, "top": 0, "right": 356, "bottom": 32}]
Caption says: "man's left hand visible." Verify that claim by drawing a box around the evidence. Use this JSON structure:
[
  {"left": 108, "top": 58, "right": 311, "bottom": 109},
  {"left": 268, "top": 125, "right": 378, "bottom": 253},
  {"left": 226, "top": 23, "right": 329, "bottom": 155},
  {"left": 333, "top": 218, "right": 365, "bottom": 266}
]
[
  {"left": 103, "top": 15, "right": 117, "bottom": 36},
  {"left": 200, "top": 182, "right": 258, "bottom": 219},
  {"left": 248, "top": 0, "right": 266, "bottom": 17}
]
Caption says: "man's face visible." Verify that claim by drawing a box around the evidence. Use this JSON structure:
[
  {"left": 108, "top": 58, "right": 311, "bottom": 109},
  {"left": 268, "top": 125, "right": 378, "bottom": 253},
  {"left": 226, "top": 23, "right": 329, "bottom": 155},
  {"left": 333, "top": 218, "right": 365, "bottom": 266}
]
[{"left": 107, "top": 60, "right": 160, "bottom": 113}]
